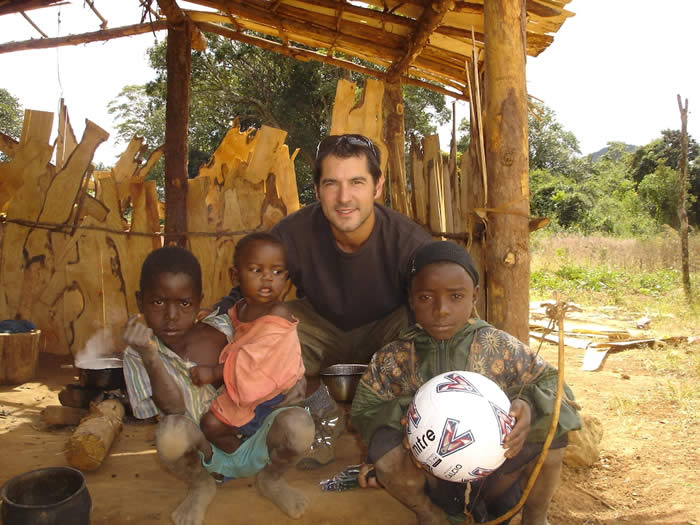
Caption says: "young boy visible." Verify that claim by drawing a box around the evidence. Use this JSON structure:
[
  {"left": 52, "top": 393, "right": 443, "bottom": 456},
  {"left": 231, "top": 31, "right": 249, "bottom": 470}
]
[
  {"left": 121, "top": 246, "right": 314, "bottom": 523},
  {"left": 351, "top": 240, "right": 581, "bottom": 525},
  {"left": 189, "top": 232, "right": 305, "bottom": 454}
]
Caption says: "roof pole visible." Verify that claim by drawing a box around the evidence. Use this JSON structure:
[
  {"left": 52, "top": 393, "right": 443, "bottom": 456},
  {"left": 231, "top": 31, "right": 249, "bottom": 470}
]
[
  {"left": 160, "top": 0, "right": 192, "bottom": 247},
  {"left": 483, "top": 0, "right": 530, "bottom": 343}
]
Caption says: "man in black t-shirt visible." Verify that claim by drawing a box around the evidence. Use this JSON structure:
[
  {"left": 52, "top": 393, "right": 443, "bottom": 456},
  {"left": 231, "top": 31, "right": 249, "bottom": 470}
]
[{"left": 217, "top": 134, "right": 432, "bottom": 468}]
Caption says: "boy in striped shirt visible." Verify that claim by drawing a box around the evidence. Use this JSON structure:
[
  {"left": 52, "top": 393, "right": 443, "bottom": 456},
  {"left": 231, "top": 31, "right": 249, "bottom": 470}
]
[{"left": 122, "top": 246, "right": 314, "bottom": 524}]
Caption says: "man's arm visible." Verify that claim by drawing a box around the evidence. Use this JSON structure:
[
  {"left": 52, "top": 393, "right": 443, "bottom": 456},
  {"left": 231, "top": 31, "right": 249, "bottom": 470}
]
[{"left": 122, "top": 315, "right": 186, "bottom": 415}]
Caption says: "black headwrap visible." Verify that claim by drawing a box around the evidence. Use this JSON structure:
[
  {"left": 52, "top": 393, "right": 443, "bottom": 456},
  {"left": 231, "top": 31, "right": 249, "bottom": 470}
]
[{"left": 409, "top": 240, "right": 479, "bottom": 286}]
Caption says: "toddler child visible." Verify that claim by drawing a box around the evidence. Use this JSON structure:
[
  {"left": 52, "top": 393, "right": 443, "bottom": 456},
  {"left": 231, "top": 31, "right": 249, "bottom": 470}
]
[{"left": 190, "top": 232, "right": 305, "bottom": 453}]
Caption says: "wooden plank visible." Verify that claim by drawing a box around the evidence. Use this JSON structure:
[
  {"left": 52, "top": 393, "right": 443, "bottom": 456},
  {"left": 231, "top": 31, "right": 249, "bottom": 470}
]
[
  {"left": 273, "top": 144, "right": 300, "bottom": 215},
  {"left": 56, "top": 99, "right": 78, "bottom": 170},
  {"left": 409, "top": 139, "right": 427, "bottom": 225},
  {"left": 329, "top": 78, "right": 387, "bottom": 202},
  {"left": 383, "top": 80, "right": 410, "bottom": 215},
  {"left": 246, "top": 125, "right": 289, "bottom": 184},
  {"left": 187, "top": 177, "right": 215, "bottom": 307}
]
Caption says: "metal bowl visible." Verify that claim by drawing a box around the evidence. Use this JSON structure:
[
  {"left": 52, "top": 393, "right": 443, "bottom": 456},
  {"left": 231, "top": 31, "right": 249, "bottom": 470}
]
[{"left": 320, "top": 364, "right": 368, "bottom": 402}]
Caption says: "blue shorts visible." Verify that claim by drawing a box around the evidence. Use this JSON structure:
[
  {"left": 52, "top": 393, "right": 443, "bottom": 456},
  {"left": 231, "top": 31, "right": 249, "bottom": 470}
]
[{"left": 201, "top": 407, "right": 291, "bottom": 480}]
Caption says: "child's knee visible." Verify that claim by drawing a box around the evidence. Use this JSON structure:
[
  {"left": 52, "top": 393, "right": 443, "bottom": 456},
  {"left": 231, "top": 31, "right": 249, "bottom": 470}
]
[
  {"left": 271, "top": 408, "right": 314, "bottom": 453},
  {"left": 200, "top": 411, "right": 226, "bottom": 439}
]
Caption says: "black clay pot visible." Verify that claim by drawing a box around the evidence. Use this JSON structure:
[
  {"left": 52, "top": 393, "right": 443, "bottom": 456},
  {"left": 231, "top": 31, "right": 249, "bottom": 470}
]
[
  {"left": 1, "top": 466, "right": 91, "bottom": 525},
  {"left": 75, "top": 357, "right": 125, "bottom": 391}
]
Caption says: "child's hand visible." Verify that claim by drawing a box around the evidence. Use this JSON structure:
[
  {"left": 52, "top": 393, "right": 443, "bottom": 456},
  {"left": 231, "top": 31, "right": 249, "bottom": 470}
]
[
  {"left": 190, "top": 365, "right": 216, "bottom": 386},
  {"left": 503, "top": 399, "right": 531, "bottom": 458},
  {"left": 122, "top": 314, "right": 156, "bottom": 357},
  {"left": 401, "top": 416, "right": 427, "bottom": 472}
]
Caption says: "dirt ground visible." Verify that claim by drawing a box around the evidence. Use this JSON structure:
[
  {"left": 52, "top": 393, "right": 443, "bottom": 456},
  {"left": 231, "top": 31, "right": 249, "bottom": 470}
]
[{"left": 1, "top": 325, "right": 699, "bottom": 525}]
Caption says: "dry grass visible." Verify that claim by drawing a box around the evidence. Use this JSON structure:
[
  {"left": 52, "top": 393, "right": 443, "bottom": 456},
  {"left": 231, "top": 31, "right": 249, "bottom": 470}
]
[
  {"left": 529, "top": 232, "right": 700, "bottom": 329},
  {"left": 531, "top": 228, "right": 700, "bottom": 274}
]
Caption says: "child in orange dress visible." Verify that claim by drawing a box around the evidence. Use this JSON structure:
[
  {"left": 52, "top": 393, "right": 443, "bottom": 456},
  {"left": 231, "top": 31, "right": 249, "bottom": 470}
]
[{"left": 190, "top": 232, "right": 305, "bottom": 453}]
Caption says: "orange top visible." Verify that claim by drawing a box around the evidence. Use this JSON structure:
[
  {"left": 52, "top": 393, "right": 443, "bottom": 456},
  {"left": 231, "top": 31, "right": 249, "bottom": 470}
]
[{"left": 208, "top": 303, "right": 305, "bottom": 427}]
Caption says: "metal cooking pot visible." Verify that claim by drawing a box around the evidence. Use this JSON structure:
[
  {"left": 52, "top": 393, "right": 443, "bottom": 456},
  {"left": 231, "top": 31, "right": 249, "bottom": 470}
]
[
  {"left": 320, "top": 364, "right": 368, "bottom": 402},
  {"left": 74, "top": 357, "right": 125, "bottom": 391}
]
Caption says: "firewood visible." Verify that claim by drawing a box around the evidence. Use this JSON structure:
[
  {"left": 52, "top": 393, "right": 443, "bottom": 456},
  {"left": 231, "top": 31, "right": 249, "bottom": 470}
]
[{"left": 65, "top": 399, "right": 125, "bottom": 471}]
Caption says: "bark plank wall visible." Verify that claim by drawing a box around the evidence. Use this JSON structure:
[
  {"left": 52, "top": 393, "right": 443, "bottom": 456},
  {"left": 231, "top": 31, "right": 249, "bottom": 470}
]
[{"left": 0, "top": 107, "right": 300, "bottom": 357}]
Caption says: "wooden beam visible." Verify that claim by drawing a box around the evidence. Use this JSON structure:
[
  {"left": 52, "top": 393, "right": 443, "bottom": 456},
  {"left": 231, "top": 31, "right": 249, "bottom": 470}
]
[
  {"left": 195, "top": 21, "right": 470, "bottom": 101},
  {"left": 386, "top": 0, "right": 455, "bottom": 80},
  {"left": 158, "top": 0, "right": 192, "bottom": 247},
  {"left": 0, "top": 0, "right": 66, "bottom": 16},
  {"left": 157, "top": 0, "right": 207, "bottom": 51},
  {"left": 0, "top": 21, "right": 168, "bottom": 54},
  {"left": 483, "top": 0, "right": 530, "bottom": 343}
]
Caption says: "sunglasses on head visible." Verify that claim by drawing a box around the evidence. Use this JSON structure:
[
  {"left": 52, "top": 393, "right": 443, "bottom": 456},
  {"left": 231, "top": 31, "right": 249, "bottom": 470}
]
[{"left": 316, "top": 134, "right": 379, "bottom": 162}]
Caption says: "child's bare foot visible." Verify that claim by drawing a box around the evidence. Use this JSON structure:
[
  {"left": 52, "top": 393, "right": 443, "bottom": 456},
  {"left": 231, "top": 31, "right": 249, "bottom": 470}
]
[
  {"left": 256, "top": 468, "right": 308, "bottom": 519},
  {"left": 171, "top": 475, "right": 216, "bottom": 525}
]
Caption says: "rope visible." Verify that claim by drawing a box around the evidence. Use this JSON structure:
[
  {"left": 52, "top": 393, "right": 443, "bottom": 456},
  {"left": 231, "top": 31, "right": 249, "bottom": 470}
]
[{"left": 0, "top": 215, "right": 257, "bottom": 238}]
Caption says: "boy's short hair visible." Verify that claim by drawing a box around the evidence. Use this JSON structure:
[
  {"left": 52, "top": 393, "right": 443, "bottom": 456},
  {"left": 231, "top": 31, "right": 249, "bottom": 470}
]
[
  {"left": 140, "top": 246, "right": 202, "bottom": 296},
  {"left": 409, "top": 241, "right": 479, "bottom": 286},
  {"left": 233, "top": 232, "right": 284, "bottom": 270},
  {"left": 313, "top": 134, "right": 382, "bottom": 187}
]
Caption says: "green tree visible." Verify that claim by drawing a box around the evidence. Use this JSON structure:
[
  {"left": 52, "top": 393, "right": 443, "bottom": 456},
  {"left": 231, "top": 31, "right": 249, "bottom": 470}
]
[
  {"left": 528, "top": 101, "right": 581, "bottom": 175},
  {"left": 630, "top": 129, "right": 700, "bottom": 225},
  {"left": 109, "top": 36, "right": 449, "bottom": 204},
  {"left": 0, "top": 88, "right": 23, "bottom": 161}
]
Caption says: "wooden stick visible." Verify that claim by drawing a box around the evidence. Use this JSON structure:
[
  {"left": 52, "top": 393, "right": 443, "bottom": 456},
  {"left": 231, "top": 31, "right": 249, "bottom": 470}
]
[
  {"left": 576, "top": 484, "right": 617, "bottom": 511},
  {"left": 20, "top": 11, "right": 48, "bottom": 38},
  {"left": 471, "top": 26, "right": 488, "bottom": 208},
  {"left": 0, "top": 20, "right": 168, "bottom": 54}
]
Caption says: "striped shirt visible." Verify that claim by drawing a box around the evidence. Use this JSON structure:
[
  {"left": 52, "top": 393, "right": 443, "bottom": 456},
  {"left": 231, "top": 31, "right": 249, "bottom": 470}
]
[{"left": 123, "top": 313, "right": 233, "bottom": 422}]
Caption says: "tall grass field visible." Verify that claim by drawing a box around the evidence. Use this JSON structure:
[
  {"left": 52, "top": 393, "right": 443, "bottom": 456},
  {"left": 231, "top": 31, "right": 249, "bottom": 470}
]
[{"left": 529, "top": 230, "right": 700, "bottom": 333}]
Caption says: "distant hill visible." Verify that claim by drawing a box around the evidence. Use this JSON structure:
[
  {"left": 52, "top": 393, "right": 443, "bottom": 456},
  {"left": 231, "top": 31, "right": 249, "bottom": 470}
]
[{"left": 588, "top": 144, "right": 638, "bottom": 162}]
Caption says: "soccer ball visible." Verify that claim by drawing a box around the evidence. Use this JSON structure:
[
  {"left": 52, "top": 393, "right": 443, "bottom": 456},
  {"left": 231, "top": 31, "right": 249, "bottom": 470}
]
[{"left": 406, "top": 370, "right": 516, "bottom": 483}]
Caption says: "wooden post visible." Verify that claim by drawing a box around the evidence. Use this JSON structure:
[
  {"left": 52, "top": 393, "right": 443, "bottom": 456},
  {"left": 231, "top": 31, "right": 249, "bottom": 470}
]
[
  {"left": 483, "top": 0, "right": 530, "bottom": 342},
  {"left": 677, "top": 95, "right": 691, "bottom": 300},
  {"left": 160, "top": 0, "right": 192, "bottom": 247},
  {"left": 382, "top": 80, "right": 411, "bottom": 216}
]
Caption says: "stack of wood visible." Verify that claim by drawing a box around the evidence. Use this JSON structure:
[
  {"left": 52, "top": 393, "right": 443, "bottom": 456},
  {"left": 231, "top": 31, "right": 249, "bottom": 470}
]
[{"left": 0, "top": 101, "right": 300, "bottom": 357}]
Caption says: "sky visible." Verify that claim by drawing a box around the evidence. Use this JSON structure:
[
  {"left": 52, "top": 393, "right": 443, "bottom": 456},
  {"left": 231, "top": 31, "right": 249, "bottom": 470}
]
[{"left": 0, "top": 0, "right": 698, "bottom": 165}]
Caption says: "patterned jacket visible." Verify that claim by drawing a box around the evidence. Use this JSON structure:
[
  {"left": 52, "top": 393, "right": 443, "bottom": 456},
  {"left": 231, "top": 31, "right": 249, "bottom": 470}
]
[{"left": 351, "top": 319, "right": 581, "bottom": 447}]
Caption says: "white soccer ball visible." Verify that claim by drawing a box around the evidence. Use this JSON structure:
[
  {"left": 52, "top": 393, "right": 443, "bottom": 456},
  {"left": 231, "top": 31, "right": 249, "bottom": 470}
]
[{"left": 406, "top": 370, "right": 516, "bottom": 483}]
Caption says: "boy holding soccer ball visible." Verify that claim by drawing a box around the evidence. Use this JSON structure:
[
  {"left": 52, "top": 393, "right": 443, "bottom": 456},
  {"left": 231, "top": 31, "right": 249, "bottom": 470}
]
[{"left": 351, "top": 240, "right": 581, "bottom": 525}]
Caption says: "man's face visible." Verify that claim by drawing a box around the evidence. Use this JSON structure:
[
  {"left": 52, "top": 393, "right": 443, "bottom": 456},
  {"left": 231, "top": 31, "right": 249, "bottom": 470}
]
[
  {"left": 315, "top": 153, "right": 384, "bottom": 240},
  {"left": 409, "top": 262, "right": 478, "bottom": 341},
  {"left": 136, "top": 272, "right": 202, "bottom": 351}
]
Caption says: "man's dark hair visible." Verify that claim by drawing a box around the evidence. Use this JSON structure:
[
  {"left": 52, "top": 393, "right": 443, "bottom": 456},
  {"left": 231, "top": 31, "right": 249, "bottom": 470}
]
[
  {"left": 233, "top": 231, "right": 284, "bottom": 270},
  {"left": 139, "top": 246, "right": 202, "bottom": 296},
  {"left": 313, "top": 134, "right": 382, "bottom": 187}
]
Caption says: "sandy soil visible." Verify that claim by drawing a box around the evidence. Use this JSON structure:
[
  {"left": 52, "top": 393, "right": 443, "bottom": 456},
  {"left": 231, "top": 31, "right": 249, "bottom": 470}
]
[{"left": 1, "top": 336, "right": 698, "bottom": 525}]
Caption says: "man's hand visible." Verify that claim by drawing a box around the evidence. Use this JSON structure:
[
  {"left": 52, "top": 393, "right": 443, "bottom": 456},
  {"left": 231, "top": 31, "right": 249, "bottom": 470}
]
[
  {"left": 122, "top": 314, "right": 156, "bottom": 358},
  {"left": 503, "top": 399, "right": 531, "bottom": 458},
  {"left": 189, "top": 365, "right": 217, "bottom": 386}
]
